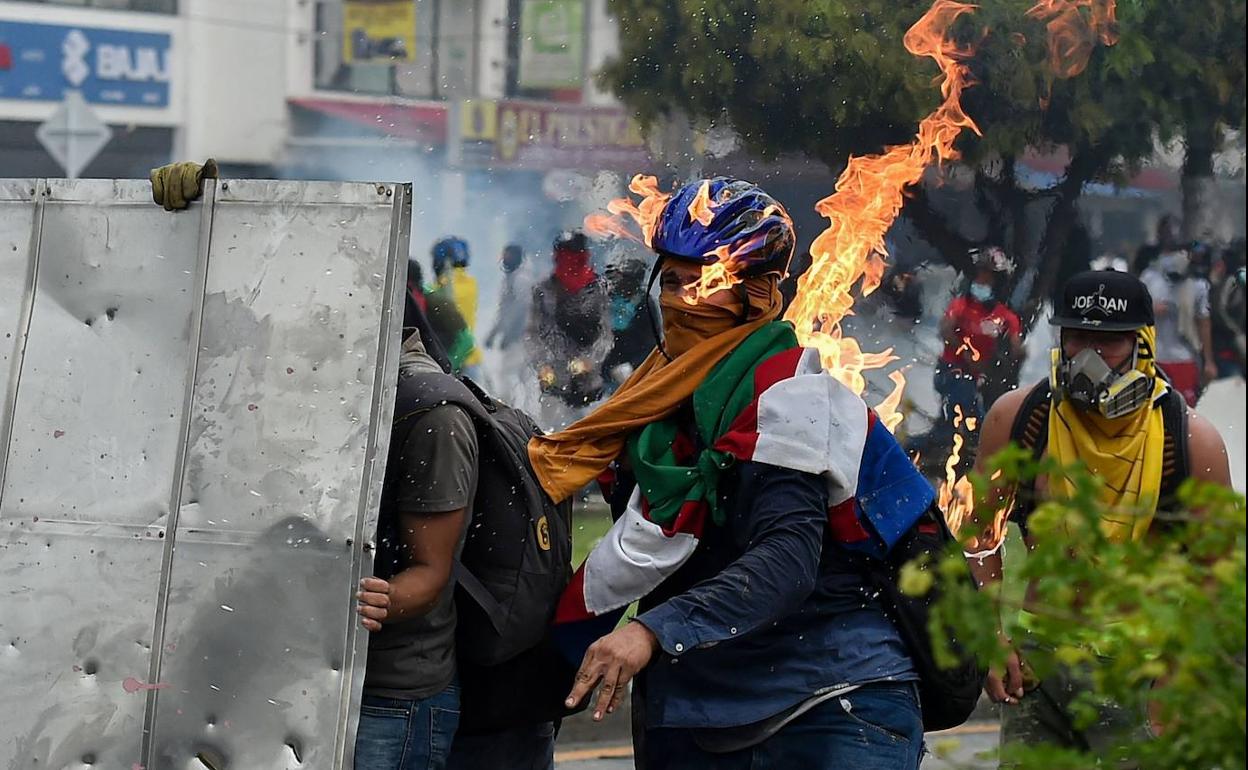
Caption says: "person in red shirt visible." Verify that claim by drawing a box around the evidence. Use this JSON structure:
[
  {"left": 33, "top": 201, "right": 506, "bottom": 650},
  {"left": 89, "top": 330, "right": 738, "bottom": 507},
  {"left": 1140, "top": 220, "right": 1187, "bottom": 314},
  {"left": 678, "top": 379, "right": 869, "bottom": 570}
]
[{"left": 929, "top": 247, "right": 1023, "bottom": 470}]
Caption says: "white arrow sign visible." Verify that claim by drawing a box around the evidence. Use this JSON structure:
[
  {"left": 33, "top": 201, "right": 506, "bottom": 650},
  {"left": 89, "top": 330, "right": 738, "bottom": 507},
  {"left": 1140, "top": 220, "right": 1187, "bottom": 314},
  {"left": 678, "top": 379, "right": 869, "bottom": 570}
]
[{"left": 36, "top": 91, "right": 113, "bottom": 179}]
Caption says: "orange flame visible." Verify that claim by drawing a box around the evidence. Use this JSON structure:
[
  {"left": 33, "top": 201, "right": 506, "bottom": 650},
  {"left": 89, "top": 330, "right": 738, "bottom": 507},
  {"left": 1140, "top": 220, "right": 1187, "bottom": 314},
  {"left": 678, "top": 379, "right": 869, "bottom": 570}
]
[
  {"left": 583, "top": 174, "right": 673, "bottom": 248},
  {"left": 875, "top": 370, "right": 908, "bottom": 432},
  {"left": 1026, "top": 0, "right": 1118, "bottom": 79},
  {"left": 780, "top": 0, "right": 980, "bottom": 423},
  {"left": 955, "top": 336, "right": 982, "bottom": 362},
  {"left": 687, "top": 180, "right": 716, "bottom": 226},
  {"left": 581, "top": 0, "right": 1117, "bottom": 551}
]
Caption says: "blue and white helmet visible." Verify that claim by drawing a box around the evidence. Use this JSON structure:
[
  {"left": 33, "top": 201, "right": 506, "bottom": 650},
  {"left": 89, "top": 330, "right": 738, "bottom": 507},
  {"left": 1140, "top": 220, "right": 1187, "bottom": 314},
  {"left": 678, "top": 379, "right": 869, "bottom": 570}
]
[{"left": 651, "top": 178, "right": 795, "bottom": 277}]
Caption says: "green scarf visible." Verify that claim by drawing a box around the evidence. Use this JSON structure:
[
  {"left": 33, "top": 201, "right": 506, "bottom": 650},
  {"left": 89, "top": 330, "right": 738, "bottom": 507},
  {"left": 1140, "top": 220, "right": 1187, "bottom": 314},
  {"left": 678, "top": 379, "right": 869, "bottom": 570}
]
[{"left": 627, "top": 322, "right": 799, "bottom": 526}]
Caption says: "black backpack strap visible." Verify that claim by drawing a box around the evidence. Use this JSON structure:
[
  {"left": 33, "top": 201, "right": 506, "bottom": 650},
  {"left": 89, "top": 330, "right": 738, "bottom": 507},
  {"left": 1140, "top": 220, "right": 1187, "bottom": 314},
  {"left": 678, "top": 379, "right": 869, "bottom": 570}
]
[
  {"left": 1009, "top": 380, "right": 1052, "bottom": 459},
  {"left": 452, "top": 562, "right": 508, "bottom": 634},
  {"left": 1007, "top": 381, "right": 1052, "bottom": 537},
  {"left": 1157, "top": 387, "right": 1190, "bottom": 514}
]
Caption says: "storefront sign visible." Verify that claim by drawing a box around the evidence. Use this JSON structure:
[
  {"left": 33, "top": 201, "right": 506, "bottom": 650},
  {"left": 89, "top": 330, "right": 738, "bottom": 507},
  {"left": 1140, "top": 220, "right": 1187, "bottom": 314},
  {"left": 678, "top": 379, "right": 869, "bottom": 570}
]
[
  {"left": 0, "top": 21, "right": 170, "bottom": 107},
  {"left": 342, "top": 0, "right": 416, "bottom": 63},
  {"left": 517, "top": 0, "right": 584, "bottom": 90},
  {"left": 454, "top": 99, "right": 650, "bottom": 171}
]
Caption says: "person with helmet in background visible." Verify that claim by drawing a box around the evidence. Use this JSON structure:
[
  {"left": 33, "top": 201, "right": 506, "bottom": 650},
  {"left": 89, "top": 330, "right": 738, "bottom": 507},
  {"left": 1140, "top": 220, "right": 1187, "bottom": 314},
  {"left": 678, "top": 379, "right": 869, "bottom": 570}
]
[
  {"left": 526, "top": 231, "right": 613, "bottom": 428},
  {"left": 600, "top": 255, "right": 659, "bottom": 395},
  {"left": 965, "top": 270, "right": 1230, "bottom": 762},
  {"left": 430, "top": 237, "right": 485, "bottom": 380},
  {"left": 1140, "top": 243, "right": 1216, "bottom": 406},
  {"left": 530, "top": 178, "right": 936, "bottom": 769}
]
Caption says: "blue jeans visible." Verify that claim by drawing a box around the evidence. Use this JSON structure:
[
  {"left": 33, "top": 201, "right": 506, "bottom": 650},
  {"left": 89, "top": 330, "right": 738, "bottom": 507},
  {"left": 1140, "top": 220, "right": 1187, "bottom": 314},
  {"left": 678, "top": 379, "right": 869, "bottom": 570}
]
[
  {"left": 643, "top": 682, "right": 924, "bottom": 770},
  {"left": 446, "top": 721, "right": 557, "bottom": 770},
  {"left": 354, "top": 682, "right": 460, "bottom": 770},
  {"left": 935, "top": 364, "right": 983, "bottom": 425}
]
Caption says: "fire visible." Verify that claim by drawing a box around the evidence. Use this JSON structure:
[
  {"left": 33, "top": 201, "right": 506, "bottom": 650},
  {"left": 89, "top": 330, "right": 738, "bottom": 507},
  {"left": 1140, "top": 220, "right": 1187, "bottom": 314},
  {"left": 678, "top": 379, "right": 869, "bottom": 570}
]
[
  {"left": 583, "top": 173, "right": 672, "bottom": 248},
  {"left": 687, "top": 180, "right": 716, "bottom": 226},
  {"left": 874, "top": 370, "right": 908, "bottom": 433},
  {"left": 1026, "top": 0, "right": 1118, "bottom": 79},
  {"left": 782, "top": 0, "right": 980, "bottom": 403},
  {"left": 955, "top": 336, "right": 982, "bottom": 362},
  {"left": 581, "top": 0, "right": 1119, "bottom": 548}
]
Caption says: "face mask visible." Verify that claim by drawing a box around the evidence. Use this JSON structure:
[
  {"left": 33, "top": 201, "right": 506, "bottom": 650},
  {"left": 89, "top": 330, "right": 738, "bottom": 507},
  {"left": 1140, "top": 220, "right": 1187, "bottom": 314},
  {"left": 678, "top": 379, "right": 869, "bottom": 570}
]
[
  {"left": 1050, "top": 347, "right": 1153, "bottom": 419},
  {"left": 969, "top": 282, "right": 994, "bottom": 303},
  {"left": 658, "top": 293, "right": 741, "bottom": 358}
]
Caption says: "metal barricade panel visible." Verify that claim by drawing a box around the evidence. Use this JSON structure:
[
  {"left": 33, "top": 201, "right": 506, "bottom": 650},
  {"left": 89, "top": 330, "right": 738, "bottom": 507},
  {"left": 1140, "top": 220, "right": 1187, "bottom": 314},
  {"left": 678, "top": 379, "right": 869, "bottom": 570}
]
[
  {"left": 0, "top": 180, "right": 39, "bottom": 493},
  {"left": 0, "top": 180, "right": 204, "bottom": 769},
  {"left": 148, "top": 180, "right": 407, "bottom": 769},
  {"left": 0, "top": 178, "right": 409, "bottom": 770}
]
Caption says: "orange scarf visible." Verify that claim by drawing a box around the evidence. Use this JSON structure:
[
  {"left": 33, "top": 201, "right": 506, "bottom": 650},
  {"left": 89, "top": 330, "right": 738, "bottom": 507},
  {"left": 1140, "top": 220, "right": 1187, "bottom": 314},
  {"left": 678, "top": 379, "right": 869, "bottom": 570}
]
[{"left": 528, "top": 278, "right": 784, "bottom": 503}]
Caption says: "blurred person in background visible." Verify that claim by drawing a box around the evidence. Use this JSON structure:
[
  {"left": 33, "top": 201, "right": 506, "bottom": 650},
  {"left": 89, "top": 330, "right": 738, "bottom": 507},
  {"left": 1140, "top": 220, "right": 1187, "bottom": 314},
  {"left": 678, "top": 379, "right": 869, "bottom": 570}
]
[
  {"left": 430, "top": 237, "right": 484, "bottom": 381},
  {"left": 915, "top": 246, "right": 1023, "bottom": 473},
  {"left": 1140, "top": 243, "right": 1216, "bottom": 406},
  {"left": 1210, "top": 240, "right": 1246, "bottom": 379},
  {"left": 418, "top": 255, "right": 476, "bottom": 377},
  {"left": 484, "top": 243, "right": 539, "bottom": 410},
  {"left": 600, "top": 255, "right": 659, "bottom": 395},
  {"left": 526, "top": 230, "right": 612, "bottom": 429}
]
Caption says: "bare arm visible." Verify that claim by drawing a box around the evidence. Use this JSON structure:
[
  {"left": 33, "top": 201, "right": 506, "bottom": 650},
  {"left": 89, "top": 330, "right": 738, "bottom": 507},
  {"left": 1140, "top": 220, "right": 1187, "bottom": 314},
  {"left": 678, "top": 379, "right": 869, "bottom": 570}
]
[
  {"left": 1186, "top": 409, "right": 1232, "bottom": 488},
  {"left": 964, "top": 386, "right": 1029, "bottom": 585},
  {"left": 386, "top": 508, "right": 468, "bottom": 619},
  {"left": 965, "top": 386, "right": 1030, "bottom": 704}
]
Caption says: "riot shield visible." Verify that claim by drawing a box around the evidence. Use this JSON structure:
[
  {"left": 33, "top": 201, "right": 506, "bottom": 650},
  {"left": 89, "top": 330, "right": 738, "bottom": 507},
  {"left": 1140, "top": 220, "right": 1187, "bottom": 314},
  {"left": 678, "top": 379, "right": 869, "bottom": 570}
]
[{"left": 0, "top": 178, "right": 410, "bottom": 770}]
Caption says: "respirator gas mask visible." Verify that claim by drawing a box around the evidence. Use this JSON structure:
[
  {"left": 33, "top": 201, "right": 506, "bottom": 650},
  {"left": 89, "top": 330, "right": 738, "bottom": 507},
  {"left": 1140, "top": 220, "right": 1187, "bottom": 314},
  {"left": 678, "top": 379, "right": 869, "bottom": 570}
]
[{"left": 1050, "top": 345, "right": 1153, "bottom": 420}]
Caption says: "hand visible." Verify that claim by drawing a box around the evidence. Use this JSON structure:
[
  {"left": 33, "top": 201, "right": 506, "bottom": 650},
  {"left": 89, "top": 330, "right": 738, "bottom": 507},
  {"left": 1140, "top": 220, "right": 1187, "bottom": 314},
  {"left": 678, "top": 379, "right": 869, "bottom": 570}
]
[
  {"left": 1203, "top": 359, "right": 1218, "bottom": 385},
  {"left": 150, "top": 159, "right": 219, "bottom": 211},
  {"left": 568, "top": 357, "right": 591, "bottom": 376},
  {"left": 538, "top": 366, "right": 557, "bottom": 388},
  {"left": 565, "top": 621, "right": 659, "bottom": 722},
  {"left": 984, "top": 648, "right": 1026, "bottom": 705},
  {"left": 356, "top": 577, "right": 391, "bottom": 632}
]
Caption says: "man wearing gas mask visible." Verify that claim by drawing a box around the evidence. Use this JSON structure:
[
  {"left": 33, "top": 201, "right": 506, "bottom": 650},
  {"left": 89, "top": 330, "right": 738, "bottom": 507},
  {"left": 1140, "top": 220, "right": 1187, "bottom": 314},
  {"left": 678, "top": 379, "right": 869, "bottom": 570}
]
[{"left": 964, "top": 269, "right": 1231, "bottom": 759}]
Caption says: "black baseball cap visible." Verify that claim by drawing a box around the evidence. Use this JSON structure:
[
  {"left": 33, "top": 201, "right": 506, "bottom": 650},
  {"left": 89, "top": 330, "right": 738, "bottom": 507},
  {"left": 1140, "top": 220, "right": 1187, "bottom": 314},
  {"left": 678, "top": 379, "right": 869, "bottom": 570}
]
[{"left": 1050, "top": 270, "right": 1154, "bottom": 331}]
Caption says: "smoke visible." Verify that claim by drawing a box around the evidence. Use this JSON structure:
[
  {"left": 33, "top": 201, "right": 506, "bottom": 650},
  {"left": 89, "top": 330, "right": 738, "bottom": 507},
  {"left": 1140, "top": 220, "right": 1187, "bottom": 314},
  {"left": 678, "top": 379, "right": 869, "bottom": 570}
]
[{"left": 276, "top": 130, "right": 628, "bottom": 336}]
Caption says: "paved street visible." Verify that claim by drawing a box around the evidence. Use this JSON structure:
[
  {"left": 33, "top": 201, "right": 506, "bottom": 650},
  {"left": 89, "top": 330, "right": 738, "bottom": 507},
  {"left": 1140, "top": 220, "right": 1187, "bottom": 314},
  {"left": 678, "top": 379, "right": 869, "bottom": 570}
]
[{"left": 555, "top": 721, "right": 1000, "bottom": 769}]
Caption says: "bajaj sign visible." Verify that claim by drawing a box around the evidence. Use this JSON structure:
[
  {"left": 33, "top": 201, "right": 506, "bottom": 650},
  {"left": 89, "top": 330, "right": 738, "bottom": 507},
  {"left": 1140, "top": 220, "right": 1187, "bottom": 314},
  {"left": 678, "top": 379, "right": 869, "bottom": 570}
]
[{"left": 0, "top": 21, "right": 171, "bottom": 107}]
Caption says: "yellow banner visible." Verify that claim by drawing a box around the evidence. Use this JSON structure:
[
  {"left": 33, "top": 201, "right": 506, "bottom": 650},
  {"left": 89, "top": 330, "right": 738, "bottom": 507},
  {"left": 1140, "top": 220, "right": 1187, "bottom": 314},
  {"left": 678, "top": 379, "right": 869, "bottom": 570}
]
[{"left": 342, "top": 1, "right": 416, "bottom": 63}]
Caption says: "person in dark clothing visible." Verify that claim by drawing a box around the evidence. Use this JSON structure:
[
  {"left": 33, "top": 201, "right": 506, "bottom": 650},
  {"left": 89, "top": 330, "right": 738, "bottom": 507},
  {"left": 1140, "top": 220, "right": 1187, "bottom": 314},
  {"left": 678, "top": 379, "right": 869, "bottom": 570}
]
[
  {"left": 601, "top": 256, "right": 659, "bottom": 394},
  {"left": 354, "top": 329, "right": 477, "bottom": 770},
  {"left": 526, "top": 231, "right": 612, "bottom": 427},
  {"left": 1210, "top": 241, "right": 1245, "bottom": 379}
]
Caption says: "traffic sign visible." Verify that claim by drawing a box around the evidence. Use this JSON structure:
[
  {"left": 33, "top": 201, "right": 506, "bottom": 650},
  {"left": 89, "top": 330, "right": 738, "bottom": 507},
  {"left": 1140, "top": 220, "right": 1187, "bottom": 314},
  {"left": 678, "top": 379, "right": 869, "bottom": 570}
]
[{"left": 36, "top": 90, "right": 112, "bottom": 179}]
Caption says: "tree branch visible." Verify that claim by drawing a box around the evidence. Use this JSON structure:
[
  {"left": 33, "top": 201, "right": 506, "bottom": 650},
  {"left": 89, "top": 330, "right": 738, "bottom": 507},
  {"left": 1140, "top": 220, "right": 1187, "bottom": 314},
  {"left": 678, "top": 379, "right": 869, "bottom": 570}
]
[
  {"left": 1023, "top": 142, "right": 1112, "bottom": 326},
  {"left": 904, "top": 184, "right": 979, "bottom": 274}
]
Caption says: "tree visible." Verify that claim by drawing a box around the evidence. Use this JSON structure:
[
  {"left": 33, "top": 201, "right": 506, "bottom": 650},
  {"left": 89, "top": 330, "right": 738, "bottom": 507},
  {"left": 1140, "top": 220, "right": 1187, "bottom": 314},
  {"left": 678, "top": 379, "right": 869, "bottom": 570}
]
[
  {"left": 919, "top": 450, "right": 1246, "bottom": 769},
  {"left": 602, "top": 0, "right": 1247, "bottom": 321}
]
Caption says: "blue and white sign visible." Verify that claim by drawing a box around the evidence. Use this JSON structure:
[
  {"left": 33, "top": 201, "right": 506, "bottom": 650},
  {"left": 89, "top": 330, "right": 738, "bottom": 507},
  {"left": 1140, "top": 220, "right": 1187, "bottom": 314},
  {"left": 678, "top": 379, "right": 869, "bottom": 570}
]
[{"left": 0, "top": 21, "right": 171, "bottom": 107}]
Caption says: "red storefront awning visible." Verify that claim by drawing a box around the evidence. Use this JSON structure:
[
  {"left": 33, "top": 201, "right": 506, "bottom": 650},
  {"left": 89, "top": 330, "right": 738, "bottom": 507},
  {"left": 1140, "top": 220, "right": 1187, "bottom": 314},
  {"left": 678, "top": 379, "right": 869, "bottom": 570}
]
[{"left": 289, "top": 97, "right": 449, "bottom": 144}]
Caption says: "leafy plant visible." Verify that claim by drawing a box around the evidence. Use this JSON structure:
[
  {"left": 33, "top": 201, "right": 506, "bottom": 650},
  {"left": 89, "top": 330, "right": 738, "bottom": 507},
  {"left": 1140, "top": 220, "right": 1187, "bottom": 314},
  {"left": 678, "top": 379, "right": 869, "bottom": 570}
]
[{"left": 928, "top": 448, "right": 1246, "bottom": 769}]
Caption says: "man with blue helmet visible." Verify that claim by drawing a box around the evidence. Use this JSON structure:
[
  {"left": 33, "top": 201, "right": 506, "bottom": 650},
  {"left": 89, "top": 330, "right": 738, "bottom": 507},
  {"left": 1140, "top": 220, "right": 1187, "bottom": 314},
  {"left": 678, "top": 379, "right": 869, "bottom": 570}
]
[{"left": 530, "top": 178, "right": 934, "bottom": 769}]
